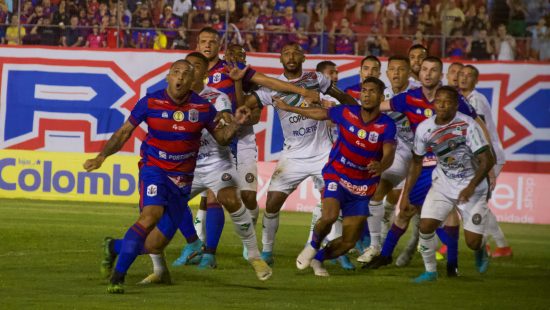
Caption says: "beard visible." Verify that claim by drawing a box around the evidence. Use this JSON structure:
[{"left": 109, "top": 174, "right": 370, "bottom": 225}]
[{"left": 283, "top": 63, "right": 302, "bottom": 75}]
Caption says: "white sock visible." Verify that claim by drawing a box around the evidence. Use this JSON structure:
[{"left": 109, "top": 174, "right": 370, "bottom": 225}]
[
  {"left": 307, "top": 204, "right": 322, "bottom": 243},
  {"left": 249, "top": 206, "right": 260, "bottom": 228},
  {"left": 367, "top": 200, "right": 384, "bottom": 247},
  {"left": 194, "top": 209, "right": 206, "bottom": 243},
  {"left": 418, "top": 232, "right": 438, "bottom": 272},
  {"left": 326, "top": 213, "right": 343, "bottom": 242},
  {"left": 486, "top": 209, "right": 508, "bottom": 247},
  {"left": 261, "top": 211, "right": 280, "bottom": 253},
  {"left": 150, "top": 253, "right": 167, "bottom": 275},
  {"left": 404, "top": 213, "right": 421, "bottom": 252},
  {"left": 381, "top": 200, "right": 396, "bottom": 243},
  {"left": 230, "top": 205, "right": 260, "bottom": 259}
]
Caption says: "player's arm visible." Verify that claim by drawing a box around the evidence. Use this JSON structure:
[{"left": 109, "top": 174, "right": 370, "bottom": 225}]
[
  {"left": 325, "top": 84, "right": 359, "bottom": 106},
  {"left": 458, "top": 146, "right": 494, "bottom": 204},
  {"left": 399, "top": 153, "right": 423, "bottom": 211},
  {"left": 367, "top": 142, "right": 396, "bottom": 176},
  {"left": 251, "top": 71, "right": 320, "bottom": 104},
  {"left": 210, "top": 106, "right": 251, "bottom": 146},
  {"left": 474, "top": 115, "right": 497, "bottom": 188},
  {"left": 379, "top": 99, "right": 391, "bottom": 111},
  {"left": 83, "top": 120, "right": 136, "bottom": 172},
  {"left": 272, "top": 96, "right": 329, "bottom": 120}
]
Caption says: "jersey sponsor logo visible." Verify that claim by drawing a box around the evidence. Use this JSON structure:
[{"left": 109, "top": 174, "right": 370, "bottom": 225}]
[
  {"left": 288, "top": 114, "right": 307, "bottom": 123},
  {"left": 189, "top": 109, "right": 199, "bottom": 123},
  {"left": 357, "top": 129, "right": 367, "bottom": 139},
  {"left": 368, "top": 132, "right": 379, "bottom": 143},
  {"left": 159, "top": 151, "right": 167, "bottom": 159},
  {"left": 327, "top": 182, "right": 338, "bottom": 191},
  {"left": 292, "top": 124, "right": 318, "bottom": 136},
  {"left": 146, "top": 184, "right": 157, "bottom": 197},
  {"left": 172, "top": 124, "right": 186, "bottom": 131},
  {"left": 245, "top": 172, "right": 255, "bottom": 183},
  {"left": 173, "top": 111, "right": 185, "bottom": 122},
  {"left": 338, "top": 178, "right": 370, "bottom": 196}
]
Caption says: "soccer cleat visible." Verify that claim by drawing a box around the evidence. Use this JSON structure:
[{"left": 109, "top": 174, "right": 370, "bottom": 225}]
[
  {"left": 336, "top": 255, "right": 355, "bottom": 270},
  {"left": 137, "top": 271, "right": 172, "bottom": 285},
  {"left": 412, "top": 271, "right": 438, "bottom": 283},
  {"left": 395, "top": 250, "right": 414, "bottom": 267},
  {"left": 261, "top": 251, "right": 274, "bottom": 266},
  {"left": 311, "top": 259, "right": 329, "bottom": 277},
  {"left": 107, "top": 282, "right": 124, "bottom": 294},
  {"left": 363, "top": 255, "right": 392, "bottom": 269},
  {"left": 436, "top": 244, "right": 447, "bottom": 261},
  {"left": 100, "top": 237, "right": 117, "bottom": 278},
  {"left": 172, "top": 239, "right": 203, "bottom": 267},
  {"left": 296, "top": 244, "right": 318, "bottom": 270},
  {"left": 475, "top": 246, "right": 490, "bottom": 274},
  {"left": 249, "top": 257, "right": 272, "bottom": 281},
  {"left": 242, "top": 246, "right": 248, "bottom": 261},
  {"left": 492, "top": 246, "right": 513, "bottom": 258},
  {"left": 357, "top": 245, "right": 381, "bottom": 264},
  {"left": 446, "top": 264, "right": 459, "bottom": 277},
  {"left": 197, "top": 253, "right": 217, "bottom": 269}
]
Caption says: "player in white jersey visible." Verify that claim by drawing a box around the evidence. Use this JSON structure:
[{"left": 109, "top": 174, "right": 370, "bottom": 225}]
[
  {"left": 459, "top": 65, "right": 512, "bottom": 258},
  {"left": 405, "top": 86, "right": 494, "bottom": 283},
  {"left": 407, "top": 44, "right": 428, "bottom": 89},
  {"left": 244, "top": 42, "right": 357, "bottom": 267},
  {"left": 142, "top": 52, "right": 272, "bottom": 283}
]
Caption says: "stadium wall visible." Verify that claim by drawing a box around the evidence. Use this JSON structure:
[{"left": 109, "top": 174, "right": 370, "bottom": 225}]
[{"left": 0, "top": 47, "right": 549, "bottom": 223}]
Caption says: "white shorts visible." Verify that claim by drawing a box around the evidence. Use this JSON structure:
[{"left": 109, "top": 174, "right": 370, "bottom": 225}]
[
  {"left": 234, "top": 146, "right": 258, "bottom": 192},
  {"left": 494, "top": 163, "right": 504, "bottom": 177},
  {"left": 268, "top": 152, "right": 328, "bottom": 194},
  {"left": 191, "top": 163, "right": 237, "bottom": 198},
  {"left": 381, "top": 145, "right": 412, "bottom": 187},
  {"left": 421, "top": 188, "right": 488, "bottom": 235}
]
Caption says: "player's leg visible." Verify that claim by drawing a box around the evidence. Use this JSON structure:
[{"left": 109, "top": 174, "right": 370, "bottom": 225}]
[
  {"left": 459, "top": 190, "right": 490, "bottom": 274},
  {"left": 236, "top": 146, "right": 260, "bottom": 226},
  {"left": 197, "top": 189, "right": 225, "bottom": 269},
  {"left": 382, "top": 188, "right": 400, "bottom": 243},
  {"left": 486, "top": 163, "right": 512, "bottom": 257},
  {"left": 195, "top": 192, "right": 208, "bottom": 243},
  {"left": 436, "top": 209, "right": 460, "bottom": 276}
]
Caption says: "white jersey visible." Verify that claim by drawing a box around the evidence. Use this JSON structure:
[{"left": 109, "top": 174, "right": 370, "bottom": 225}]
[
  {"left": 196, "top": 86, "right": 233, "bottom": 169},
  {"left": 414, "top": 112, "right": 490, "bottom": 198},
  {"left": 254, "top": 71, "right": 333, "bottom": 158},
  {"left": 384, "top": 84, "right": 415, "bottom": 150},
  {"left": 408, "top": 76, "right": 422, "bottom": 89},
  {"left": 466, "top": 90, "right": 506, "bottom": 165}
]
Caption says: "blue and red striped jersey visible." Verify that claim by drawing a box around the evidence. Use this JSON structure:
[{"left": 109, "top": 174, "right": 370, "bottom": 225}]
[
  {"left": 344, "top": 83, "right": 361, "bottom": 103},
  {"left": 207, "top": 59, "right": 256, "bottom": 111},
  {"left": 390, "top": 87, "right": 477, "bottom": 133},
  {"left": 129, "top": 89, "right": 217, "bottom": 177},
  {"left": 323, "top": 105, "right": 397, "bottom": 197}
]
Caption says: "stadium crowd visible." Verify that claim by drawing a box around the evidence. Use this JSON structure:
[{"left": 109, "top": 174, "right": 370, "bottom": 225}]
[{"left": 1, "top": 0, "right": 550, "bottom": 60}]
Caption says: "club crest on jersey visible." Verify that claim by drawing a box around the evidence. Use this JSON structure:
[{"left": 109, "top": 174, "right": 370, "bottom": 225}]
[
  {"left": 416, "top": 108, "right": 422, "bottom": 114},
  {"left": 213, "top": 72, "right": 222, "bottom": 83},
  {"left": 173, "top": 111, "right": 185, "bottom": 122},
  {"left": 424, "top": 109, "right": 433, "bottom": 117},
  {"left": 327, "top": 182, "right": 338, "bottom": 191},
  {"left": 245, "top": 173, "right": 255, "bottom": 183},
  {"left": 147, "top": 184, "right": 157, "bottom": 197},
  {"left": 453, "top": 126, "right": 462, "bottom": 135},
  {"left": 162, "top": 111, "right": 169, "bottom": 119},
  {"left": 357, "top": 129, "right": 367, "bottom": 139},
  {"left": 221, "top": 173, "right": 232, "bottom": 181},
  {"left": 189, "top": 109, "right": 199, "bottom": 123},
  {"left": 368, "top": 132, "right": 379, "bottom": 143},
  {"left": 444, "top": 156, "right": 455, "bottom": 164},
  {"left": 348, "top": 126, "right": 355, "bottom": 133},
  {"left": 472, "top": 213, "right": 482, "bottom": 225},
  {"left": 448, "top": 140, "right": 458, "bottom": 150}
]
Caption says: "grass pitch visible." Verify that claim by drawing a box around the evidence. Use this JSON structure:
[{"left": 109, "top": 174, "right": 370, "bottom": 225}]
[{"left": 1, "top": 198, "right": 549, "bottom": 309}]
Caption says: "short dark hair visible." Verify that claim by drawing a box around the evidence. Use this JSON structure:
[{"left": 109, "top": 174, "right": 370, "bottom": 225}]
[
  {"left": 361, "top": 55, "right": 381, "bottom": 68},
  {"left": 388, "top": 55, "right": 410, "bottom": 66},
  {"left": 227, "top": 43, "right": 245, "bottom": 52},
  {"left": 449, "top": 62, "right": 464, "bottom": 69},
  {"left": 463, "top": 64, "right": 479, "bottom": 78},
  {"left": 281, "top": 41, "right": 304, "bottom": 52},
  {"left": 170, "top": 59, "right": 193, "bottom": 70},
  {"left": 198, "top": 26, "right": 220, "bottom": 38},
  {"left": 362, "top": 76, "right": 386, "bottom": 94},
  {"left": 422, "top": 56, "right": 443, "bottom": 72},
  {"left": 185, "top": 52, "right": 209, "bottom": 66},
  {"left": 316, "top": 61, "right": 337, "bottom": 72},
  {"left": 408, "top": 44, "right": 428, "bottom": 55},
  {"left": 436, "top": 85, "right": 459, "bottom": 104}
]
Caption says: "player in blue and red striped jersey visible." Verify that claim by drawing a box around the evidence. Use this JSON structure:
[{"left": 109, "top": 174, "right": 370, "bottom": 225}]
[
  {"left": 83, "top": 59, "right": 270, "bottom": 294},
  {"left": 273, "top": 77, "right": 397, "bottom": 276},
  {"left": 344, "top": 56, "right": 382, "bottom": 102}
]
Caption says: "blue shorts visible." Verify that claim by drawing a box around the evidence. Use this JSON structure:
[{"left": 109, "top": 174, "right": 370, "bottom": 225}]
[
  {"left": 322, "top": 180, "right": 371, "bottom": 217},
  {"left": 409, "top": 165, "right": 435, "bottom": 207},
  {"left": 139, "top": 165, "right": 192, "bottom": 240}
]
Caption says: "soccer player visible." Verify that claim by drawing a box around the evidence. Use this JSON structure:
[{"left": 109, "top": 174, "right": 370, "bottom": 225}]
[
  {"left": 365, "top": 57, "right": 483, "bottom": 278},
  {"left": 83, "top": 59, "right": 256, "bottom": 293},
  {"left": 245, "top": 42, "right": 357, "bottom": 266},
  {"left": 274, "top": 76, "right": 397, "bottom": 276},
  {"left": 408, "top": 86, "right": 494, "bottom": 283},
  {"left": 459, "top": 64, "right": 512, "bottom": 257},
  {"left": 408, "top": 44, "right": 428, "bottom": 88},
  {"left": 446, "top": 62, "right": 464, "bottom": 88},
  {"left": 357, "top": 55, "right": 415, "bottom": 264},
  {"left": 344, "top": 56, "right": 382, "bottom": 101}
]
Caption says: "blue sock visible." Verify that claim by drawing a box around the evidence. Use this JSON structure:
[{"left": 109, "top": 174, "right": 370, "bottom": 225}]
[
  {"left": 444, "top": 225, "right": 459, "bottom": 267},
  {"left": 380, "top": 224, "right": 406, "bottom": 257},
  {"left": 310, "top": 231, "right": 322, "bottom": 249},
  {"left": 179, "top": 205, "right": 199, "bottom": 243},
  {"left": 114, "top": 222, "right": 148, "bottom": 275},
  {"left": 205, "top": 204, "right": 225, "bottom": 254},
  {"left": 314, "top": 248, "right": 327, "bottom": 262},
  {"left": 113, "top": 239, "right": 122, "bottom": 254},
  {"left": 436, "top": 227, "right": 448, "bottom": 245},
  {"left": 361, "top": 221, "right": 370, "bottom": 246}
]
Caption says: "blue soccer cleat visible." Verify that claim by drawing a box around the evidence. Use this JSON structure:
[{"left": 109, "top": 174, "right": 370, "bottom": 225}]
[
  {"left": 261, "top": 251, "right": 274, "bottom": 266},
  {"left": 197, "top": 253, "right": 217, "bottom": 269},
  {"left": 242, "top": 245, "right": 248, "bottom": 261},
  {"left": 413, "top": 271, "right": 438, "bottom": 283},
  {"left": 336, "top": 255, "right": 355, "bottom": 270},
  {"left": 172, "top": 239, "right": 203, "bottom": 267},
  {"left": 475, "top": 246, "right": 490, "bottom": 274}
]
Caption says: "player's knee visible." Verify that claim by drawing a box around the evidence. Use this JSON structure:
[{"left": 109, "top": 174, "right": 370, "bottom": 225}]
[
  {"left": 266, "top": 192, "right": 286, "bottom": 213},
  {"left": 217, "top": 192, "right": 241, "bottom": 211},
  {"left": 341, "top": 240, "right": 356, "bottom": 252},
  {"left": 465, "top": 237, "right": 483, "bottom": 250},
  {"left": 240, "top": 191, "right": 257, "bottom": 208}
]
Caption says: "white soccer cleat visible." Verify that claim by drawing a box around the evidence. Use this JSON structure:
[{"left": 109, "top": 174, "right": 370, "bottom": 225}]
[
  {"left": 249, "top": 257, "right": 273, "bottom": 281},
  {"left": 357, "top": 245, "right": 381, "bottom": 263},
  {"left": 310, "top": 259, "right": 329, "bottom": 277},
  {"left": 296, "top": 244, "right": 318, "bottom": 270},
  {"left": 137, "top": 271, "right": 172, "bottom": 285}
]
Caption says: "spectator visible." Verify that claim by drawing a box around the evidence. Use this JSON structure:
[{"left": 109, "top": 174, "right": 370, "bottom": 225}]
[
  {"left": 465, "top": 4, "right": 490, "bottom": 35},
  {"left": 209, "top": 13, "right": 226, "bottom": 32},
  {"left": 440, "top": 0, "right": 465, "bottom": 36},
  {"left": 188, "top": 0, "right": 212, "bottom": 29},
  {"left": 35, "top": 16, "right": 60, "bottom": 45},
  {"left": 346, "top": 0, "right": 382, "bottom": 24},
  {"left": 254, "top": 23, "right": 268, "bottom": 52},
  {"left": 294, "top": 2, "right": 309, "bottom": 31},
  {"left": 52, "top": 0, "right": 70, "bottom": 26},
  {"left": 153, "top": 27, "right": 167, "bottom": 49},
  {"left": 132, "top": 18, "right": 155, "bottom": 48},
  {"left": 446, "top": 28, "right": 468, "bottom": 59},
  {"left": 525, "top": 0, "right": 546, "bottom": 26},
  {"left": 159, "top": 5, "right": 181, "bottom": 47},
  {"left": 507, "top": 0, "right": 527, "bottom": 36},
  {"left": 172, "top": 25, "right": 189, "bottom": 49},
  {"left": 42, "top": 0, "right": 56, "bottom": 18},
  {"left": 365, "top": 28, "right": 389, "bottom": 56},
  {"left": 0, "top": 1, "right": 7, "bottom": 43},
  {"left": 309, "top": 20, "right": 329, "bottom": 54},
  {"left": 105, "top": 15, "right": 125, "bottom": 48},
  {"left": 61, "top": 15, "right": 83, "bottom": 47},
  {"left": 294, "top": 26, "right": 309, "bottom": 52},
  {"left": 134, "top": 2, "right": 152, "bottom": 28},
  {"left": 281, "top": 6, "right": 299, "bottom": 40},
  {"left": 6, "top": 14, "right": 25, "bottom": 45},
  {"left": 215, "top": 0, "right": 236, "bottom": 14},
  {"left": 467, "top": 28, "right": 493, "bottom": 60},
  {"left": 408, "top": 0, "right": 426, "bottom": 27},
  {"left": 412, "top": 28, "right": 429, "bottom": 47},
  {"left": 493, "top": 23, "right": 516, "bottom": 60},
  {"left": 85, "top": 23, "right": 105, "bottom": 48},
  {"left": 274, "top": 0, "right": 295, "bottom": 13},
  {"left": 528, "top": 17, "right": 548, "bottom": 60},
  {"left": 418, "top": 3, "right": 436, "bottom": 33},
  {"left": 382, "top": 0, "right": 409, "bottom": 34},
  {"left": 172, "top": 0, "right": 192, "bottom": 25},
  {"left": 329, "top": 18, "right": 357, "bottom": 55},
  {"left": 243, "top": 31, "right": 256, "bottom": 52}
]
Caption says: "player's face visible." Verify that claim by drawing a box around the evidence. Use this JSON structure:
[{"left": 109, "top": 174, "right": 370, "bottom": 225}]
[
  {"left": 197, "top": 32, "right": 220, "bottom": 61},
  {"left": 434, "top": 91, "right": 458, "bottom": 122},
  {"left": 166, "top": 62, "right": 194, "bottom": 102},
  {"left": 386, "top": 60, "right": 410, "bottom": 90},
  {"left": 419, "top": 61, "right": 442, "bottom": 89},
  {"left": 321, "top": 65, "right": 338, "bottom": 83},
  {"left": 360, "top": 82, "right": 382, "bottom": 110},
  {"left": 360, "top": 60, "right": 381, "bottom": 81},
  {"left": 458, "top": 67, "right": 477, "bottom": 91},
  {"left": 446, "top": 64, "right": 463, "bottom": 88},
  {"left": 185, "top": 56, "right": 208, "bottom": 86},
  {"left": 280, "top": 45, "right": 305, "bottom": 74},
  {"left": 409, "top": 48, "right": 427, "bottom": 75},
  {"left": 225, "top": 47, "right": 246, "bottom": 64}
]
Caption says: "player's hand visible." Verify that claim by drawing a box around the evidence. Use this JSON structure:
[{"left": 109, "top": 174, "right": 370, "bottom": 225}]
[
  {"left": 224, "top": 62, "right": 249, "bottom": 81},
  {"left": 214, "top": 111, "right": 233, "bottom": 129},
  {"left": 83, "top": 156, "right": 105, "bottom": 172},
  {"left": 303, "top": 89, "right": 320, "bottom": 104},
  {"left": 367, "top": 161, "right": 382, "bottom": 176},
  {"left": 321, "top": 99, "right": 336, "bottom": 108},
  {"left": 458, "top": 185, "right": 476, "bottom": 204},
  {"left": 234, "top": 106, "right": 251, "bottom": 125},
  {"left": 272, "top": 96, "right": 291, "bottom": 111}
]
